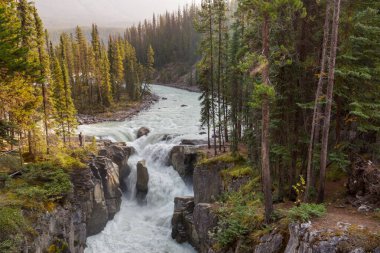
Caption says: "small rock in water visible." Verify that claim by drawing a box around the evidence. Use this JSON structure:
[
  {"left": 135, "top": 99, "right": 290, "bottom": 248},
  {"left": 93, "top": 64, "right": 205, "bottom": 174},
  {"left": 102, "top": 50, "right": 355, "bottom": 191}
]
[
  {"left": 162, "top": 97, "right": 168, "bottom": 100},
  {"left": 199, "top": 132, "right": 207, "bottom": 135},
  {"left": 137, "top": 127, "right": 150, "bottom": 139},
  {"left": 181, "top": 104, "right": 188, "bottom": 107},
  {"left": 136, "top": 160, "right": 149, "bottom": 205}
]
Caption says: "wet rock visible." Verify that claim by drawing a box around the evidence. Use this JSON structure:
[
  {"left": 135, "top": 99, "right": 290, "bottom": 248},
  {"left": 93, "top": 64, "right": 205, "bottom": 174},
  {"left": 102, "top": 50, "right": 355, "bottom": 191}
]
[
  {"left": 98, "top": 144, "right": 134, "bottom": 191},
  {"left": 137, "top": 127, "right": 150, "bottom": 138},
  {"left": 181, "top": 104, "right": 188, "bottom": 107},
  {"left": 171, "top": 197, "right": 199, "bottom": 248},
  {"left": 180, "top": 139, "right": 209, "bottom": 146},
  {"left": 169, "top": 146, "right": 199, "bottom": 184},
  {"left": 90, "top": 157, "right": 122, "bottom": 220},
  {"left": 136, "top": 160, "right": 149, "bottom": 204},
  {"left": 199, "top": 132, "right": 207, "bottom": 135},
  {"left": 70, "top": 167, "right": 108, "bottom": 238},
  {"left": 162, "top": 97, "right": 168, "bottom": 100}
]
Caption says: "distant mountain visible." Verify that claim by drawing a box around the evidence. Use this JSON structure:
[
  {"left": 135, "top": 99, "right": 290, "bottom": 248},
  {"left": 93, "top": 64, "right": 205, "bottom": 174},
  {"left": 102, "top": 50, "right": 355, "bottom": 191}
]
[{"left": 34, "top": 0, "right": 200, "bottom": 29}]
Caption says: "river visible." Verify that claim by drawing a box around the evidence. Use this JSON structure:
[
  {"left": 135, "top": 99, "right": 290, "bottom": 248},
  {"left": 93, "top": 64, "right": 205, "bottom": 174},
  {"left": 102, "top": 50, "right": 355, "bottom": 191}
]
[{"left": 79, "top": 85, "right": 203, "bottom": 253}]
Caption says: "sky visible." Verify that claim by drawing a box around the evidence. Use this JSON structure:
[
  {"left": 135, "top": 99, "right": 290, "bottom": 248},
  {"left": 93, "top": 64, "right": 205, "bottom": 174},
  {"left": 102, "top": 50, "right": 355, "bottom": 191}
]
[{"left": 34, "top": 0, "right": 201, "bottom": 29}]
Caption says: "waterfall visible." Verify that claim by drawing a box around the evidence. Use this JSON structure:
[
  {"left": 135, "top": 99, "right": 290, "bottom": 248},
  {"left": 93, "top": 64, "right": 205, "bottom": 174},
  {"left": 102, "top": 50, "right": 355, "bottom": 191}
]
[{"left": 80, "top": 85, "right": 203, "bottom": 253}]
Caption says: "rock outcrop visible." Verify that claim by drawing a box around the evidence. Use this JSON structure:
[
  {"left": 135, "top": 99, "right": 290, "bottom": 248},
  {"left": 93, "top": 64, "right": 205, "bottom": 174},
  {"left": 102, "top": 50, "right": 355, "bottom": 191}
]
[
  {"left": 172, "top": 154, "right": 380, "bottom": 253},
  {"left": 25, "top": 143, "right": 131, "bottom": 252},
  {"left": 98, "top": 143, "right": 134, "bottom": 191},
  {"left": 136, "top": 160, "right": 149, "bottom": 204},
  {"left": 169, "top": 146, "right": 199, "bottom": 184},
  {"left": 171, "top": 197, "right": 198, "bottom": 247},
  {"left": 347, "top": 157, "right": 380, "bottom": 209},
  {"left": 137, "top": 127, "right": 150, "bottom": 138},
  {"left": 90, "top": 157, "right": 122, "bottom": 219}
]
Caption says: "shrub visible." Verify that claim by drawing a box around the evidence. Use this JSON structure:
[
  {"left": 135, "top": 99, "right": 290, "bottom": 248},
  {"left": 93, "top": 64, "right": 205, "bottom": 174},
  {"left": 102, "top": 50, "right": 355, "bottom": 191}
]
[
  {"left": 0, "top": 154, "right": 22, "bottom": 173},
  {"left": 12, "top": 162, "right": 73, "bottom": 202},
  {"left": 0, "top": 207, "right": 32, "bottom": 252},
  {"left": 215, "top": 188, "right": 264, "bottom": 248},
  {"left": 287, "top": 203, "right": 326, "bottom": 222}
]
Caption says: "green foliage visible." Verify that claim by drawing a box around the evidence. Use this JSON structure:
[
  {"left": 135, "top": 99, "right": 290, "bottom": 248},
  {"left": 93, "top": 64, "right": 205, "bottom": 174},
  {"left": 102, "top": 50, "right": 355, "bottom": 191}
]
[
  {"left": 214, "top": 177, "right": 264, "bottom": 248},
  {"left": 0, "top": 207, "right": 33, "bottom": 252},
  {"left": 287, "top": 203, "right": 326, "bottom": 222},
  {"left": 0, "top": 154, "right": 22, "bottom": 173},
  {"left": 249, "top": 83, "right": 276, "bottom": 109},
  {"left": 9, "top": 162, "right": 73, "bottom": 202},
  {"left": 292, "top": 176, "right": 306, "bottom": 205}
]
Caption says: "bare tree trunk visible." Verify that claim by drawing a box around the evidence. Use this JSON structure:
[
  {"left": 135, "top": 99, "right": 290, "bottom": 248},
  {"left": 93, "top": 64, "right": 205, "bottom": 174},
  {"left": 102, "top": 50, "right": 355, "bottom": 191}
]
[
  {"left": 304, "top": 0, "right": 331, "bottom": 202},
  {"left": 217, "top": 2, "right": 222, "bottom": 152},
  {"left": 209, "top": 3, "right": 217, "bottom": 156},
  {"left": 318, "top": 0, "right": 341, "bottom": 203},
  {"left": 261, "top": 12, "right": 273, "bottom": 223}
]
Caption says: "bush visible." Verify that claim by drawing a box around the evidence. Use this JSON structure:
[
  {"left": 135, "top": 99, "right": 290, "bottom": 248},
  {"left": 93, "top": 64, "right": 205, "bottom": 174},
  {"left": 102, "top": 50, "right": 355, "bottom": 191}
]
[
  {"left": 287, "top": 203, "right": 326, "bottom": 222},
  {"left": 12, "top": 162, "right": 73, "bottom": 202},
  {"left": 0, "top": 154, "right": 22, "bottom": 173},
  {"left": 215, "top": 188, "right": 264, "bottom": 248}
]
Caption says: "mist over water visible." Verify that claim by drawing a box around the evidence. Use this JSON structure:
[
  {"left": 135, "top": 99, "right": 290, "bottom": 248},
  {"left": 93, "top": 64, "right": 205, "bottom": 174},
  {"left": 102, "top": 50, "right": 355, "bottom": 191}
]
[{"left": 79, "top": 85, "right": 203, "bottom": 253}]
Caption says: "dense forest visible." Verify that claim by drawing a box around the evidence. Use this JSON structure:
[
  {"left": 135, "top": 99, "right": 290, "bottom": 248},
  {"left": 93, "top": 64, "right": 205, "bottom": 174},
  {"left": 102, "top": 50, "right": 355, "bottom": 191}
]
[
  {"left": 195, "top": 0, "right": 380, "bottom": 221},
  {"left": 0, "top": 0, "right": 197, "bottom": 157}
]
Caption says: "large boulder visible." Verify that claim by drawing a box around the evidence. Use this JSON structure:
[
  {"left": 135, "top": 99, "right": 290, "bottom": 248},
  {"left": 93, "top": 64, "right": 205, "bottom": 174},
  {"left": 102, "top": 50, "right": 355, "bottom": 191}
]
[
  {"left": 171, "top": 197, "right": 199, "bottom": 249},
  {"left": 169, "top": 146, "right": 199, "bottom": 184},
  {"left": 90, "top": 157, "right": 122, "bottom": 220},
  {"left": 136, "top": 160, "right": 149, "bottom": 204},
  {"left": 71, "top": 167, "right": 108, "bottom": 237},
  {"left": 98, "top": 144, "right": 134, "bottom": 192},
  {"left": 137, "top": 127, "right": 150, "bottom": 139}
]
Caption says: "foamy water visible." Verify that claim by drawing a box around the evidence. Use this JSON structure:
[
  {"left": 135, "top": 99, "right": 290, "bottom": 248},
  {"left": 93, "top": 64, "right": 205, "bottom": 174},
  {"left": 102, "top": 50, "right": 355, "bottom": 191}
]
[{"left": 80, "top": 85, "right": 203, "bottom": 253}]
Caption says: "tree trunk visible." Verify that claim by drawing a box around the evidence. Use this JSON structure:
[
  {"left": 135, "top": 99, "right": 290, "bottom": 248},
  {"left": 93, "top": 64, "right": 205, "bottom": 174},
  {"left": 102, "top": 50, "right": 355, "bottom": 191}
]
[
  {"left": 261, "top": 12, "right": 273, "bottom": 223},
  {"left": 209, "top": 3, "right": 217, "bottom": 156},
  {"left": 318, "top": 0, "right": 341, "bottom": 203},
  {"left": 304, "top": 0, "right": 331, "bottom": 201}
]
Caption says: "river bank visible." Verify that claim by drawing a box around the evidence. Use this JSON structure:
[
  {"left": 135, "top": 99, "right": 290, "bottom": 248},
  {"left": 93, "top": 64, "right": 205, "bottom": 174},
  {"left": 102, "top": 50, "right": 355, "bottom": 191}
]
[{"left": 77, "top": 93, "right": 160, "bottom": 125}]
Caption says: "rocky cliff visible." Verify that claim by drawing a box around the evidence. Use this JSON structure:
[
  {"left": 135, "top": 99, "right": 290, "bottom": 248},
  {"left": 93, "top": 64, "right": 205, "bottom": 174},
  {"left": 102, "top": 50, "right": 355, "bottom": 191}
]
[
  {"left": 26, "top": 143, "right": 131, "bottom": 253},
  {"left": 171, "top": 152, "right": 380, "bottom": 253}
]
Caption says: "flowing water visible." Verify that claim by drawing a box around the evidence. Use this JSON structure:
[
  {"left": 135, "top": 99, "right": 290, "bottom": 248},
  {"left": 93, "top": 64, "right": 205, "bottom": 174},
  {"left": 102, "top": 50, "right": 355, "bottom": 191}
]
[{"left": 80, "top": 85, "right": 204, "bottom": 253}]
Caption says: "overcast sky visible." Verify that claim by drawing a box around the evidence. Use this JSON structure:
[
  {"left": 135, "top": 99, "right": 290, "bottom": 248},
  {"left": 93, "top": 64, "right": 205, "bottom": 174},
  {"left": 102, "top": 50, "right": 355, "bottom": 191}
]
[{"left": 34, "top": 0, "right": 201, "bottom": 28}]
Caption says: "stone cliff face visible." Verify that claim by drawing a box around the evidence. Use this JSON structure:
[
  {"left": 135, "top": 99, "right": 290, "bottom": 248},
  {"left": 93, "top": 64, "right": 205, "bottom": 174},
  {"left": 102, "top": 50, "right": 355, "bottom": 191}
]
[
  {"left": 171, "top": 152, "right": 380, "bottom": 253},
  {"left": 27, "top": 143, "right": 131, "bottom": 253}
]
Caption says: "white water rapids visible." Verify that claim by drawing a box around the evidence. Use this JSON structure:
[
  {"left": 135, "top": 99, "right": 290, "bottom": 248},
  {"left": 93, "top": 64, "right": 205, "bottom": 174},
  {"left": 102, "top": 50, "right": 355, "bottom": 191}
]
[{"left": 79, "top": 85, "right": 204, "bottom": 253}]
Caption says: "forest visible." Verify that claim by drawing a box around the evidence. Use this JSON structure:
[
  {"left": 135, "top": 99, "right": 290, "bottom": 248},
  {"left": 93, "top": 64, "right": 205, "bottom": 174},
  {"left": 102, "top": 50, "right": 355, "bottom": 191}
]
[{"left": 0, "top": 0, "right": 380, "bottom": 252}]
